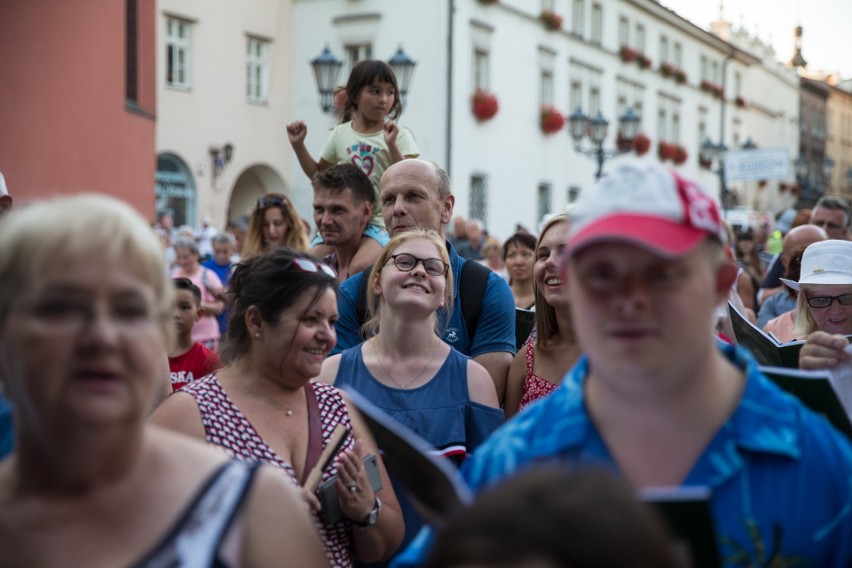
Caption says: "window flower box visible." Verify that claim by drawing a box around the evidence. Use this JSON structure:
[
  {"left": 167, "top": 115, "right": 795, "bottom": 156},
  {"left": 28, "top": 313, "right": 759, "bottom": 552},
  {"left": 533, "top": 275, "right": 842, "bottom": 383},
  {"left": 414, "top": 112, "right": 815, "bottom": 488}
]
[
  {"left": 637, "top": 53, "right": 652, "bottom": 69},
  {"left": 539, "top": 10, "right": 563, "bottom": 31},
  {"left": 673, "top": 144, "right": 688, "bottom": 165},
  {"left": 660, "top": 62, "right": 677, "bottom": 78},
  {"left": 658, "top": 141, "right": 677, "bottom": 161},
  {"left": 619, "top": 45, "right": 637, "bottom": 62},
  {"left": 674, "top": 69, "right": 687, "bottom": 84},
  {"left": 471, "top": 89, "right": 499, "bottom": 122},
  {"left": 735, "top": 95, "right": 747, "bottom": 108},
  {"left": 633, "top": 133, "right": 651, "bottom": 156},
  {"left": 700, "top": 80, "right": 724, "bottom": 99},
  {"left": 540, "top": 105, "right": 565, "bottom": 134}
]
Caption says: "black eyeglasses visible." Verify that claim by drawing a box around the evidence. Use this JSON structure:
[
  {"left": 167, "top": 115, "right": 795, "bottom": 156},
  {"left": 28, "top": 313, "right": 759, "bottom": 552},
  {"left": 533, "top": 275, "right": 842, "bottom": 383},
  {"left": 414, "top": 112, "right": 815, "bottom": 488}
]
[
  {"left": 389, "top": 253, "right": 448, "bottom": 276},
  {"left": 291, "top": 258, "right": 337, "bottom": 278},
  {"left": 805, "top": 293, "right": 852, "bottom": 308},
  {"left": 257, "top": 195, "right": 287, "bottom": 209}
]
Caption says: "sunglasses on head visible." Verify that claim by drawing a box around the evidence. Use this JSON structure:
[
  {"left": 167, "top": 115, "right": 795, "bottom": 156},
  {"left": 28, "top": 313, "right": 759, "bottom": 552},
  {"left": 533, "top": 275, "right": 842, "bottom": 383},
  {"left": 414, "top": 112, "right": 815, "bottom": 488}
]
[
  {"left": 291, "top": 258, "right": 337, "bottom": 279},
  {"left": 257, "top": 195, "right": 287, "bottom": 209}
]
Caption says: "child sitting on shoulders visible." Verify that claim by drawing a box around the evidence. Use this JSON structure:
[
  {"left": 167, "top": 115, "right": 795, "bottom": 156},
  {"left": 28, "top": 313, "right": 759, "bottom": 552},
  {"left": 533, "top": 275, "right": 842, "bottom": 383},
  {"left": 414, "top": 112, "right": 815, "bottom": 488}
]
[{"left": 168, "top": 277, "right": 221, "bottom": 391}]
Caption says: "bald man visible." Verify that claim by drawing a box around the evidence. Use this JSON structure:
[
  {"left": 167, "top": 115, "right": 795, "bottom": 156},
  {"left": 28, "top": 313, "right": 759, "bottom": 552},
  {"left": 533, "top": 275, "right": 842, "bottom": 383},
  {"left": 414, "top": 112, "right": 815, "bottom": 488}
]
[{"left": 756, "top": 224, "right": 827, "bottom": 328}]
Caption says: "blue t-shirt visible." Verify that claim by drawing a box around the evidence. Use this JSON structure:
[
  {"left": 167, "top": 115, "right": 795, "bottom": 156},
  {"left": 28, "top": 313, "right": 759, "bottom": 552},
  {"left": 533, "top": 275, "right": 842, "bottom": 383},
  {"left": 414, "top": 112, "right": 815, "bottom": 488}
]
[
  {"left": 393, "top": 345, "right": 852, "bottom": 567},
  {"left": 200, "top": 258, "right": 233, "bottom": 335},
  {"left": 0, "top": 393, "right": 12, "bottom": 459},
  {"left": 331, "top": 241, "right": 515, "bottom": 358},
  {"left": 334, "top": 344, "right": 503, "bottom": 565}
]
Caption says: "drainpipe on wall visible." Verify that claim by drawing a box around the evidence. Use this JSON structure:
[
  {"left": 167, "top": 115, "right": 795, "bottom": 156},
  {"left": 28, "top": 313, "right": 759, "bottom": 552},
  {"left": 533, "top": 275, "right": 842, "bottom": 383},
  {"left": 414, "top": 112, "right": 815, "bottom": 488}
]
[
  {"left": 719, "top": 49, "right": 736, "bottom": 212},
  {"left": 445, "top": 0, "right": 455, "bottom": 177}
]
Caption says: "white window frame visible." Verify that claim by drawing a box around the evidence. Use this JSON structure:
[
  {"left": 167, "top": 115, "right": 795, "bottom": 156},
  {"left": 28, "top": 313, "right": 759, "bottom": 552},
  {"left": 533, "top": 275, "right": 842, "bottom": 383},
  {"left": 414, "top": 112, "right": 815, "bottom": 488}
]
[
  {"left": 572, "top": 0, "right": 585, "bottom": 36},
  {"left": 659, "top": 35, "right": 669, "bottom": 64},
  {"left": 344, "top": 43, "right": 372, "bottom": 78},
  {"left": 673, "top": 42, "right": 682, "bottom": 68},
  {"left": 473, "top": 48, "right": 490, "bottom": 90},
  {"left": 540, "top": 70, "right": 554, "bottom": 106},
  {"left": 590, "top": 3, "right": 603, "bottom": 45},
  {"left": 247, "top": 37, "right": 270, "bottom": 104},
  {"left": 618, "top": 16, "right": 629, "bottom": 47},
  {"left": 166, "top": 17, "right": 192, "bottom": 90},
  {"left": 635, "top": 24, "right": 645, "bottom": 52}
]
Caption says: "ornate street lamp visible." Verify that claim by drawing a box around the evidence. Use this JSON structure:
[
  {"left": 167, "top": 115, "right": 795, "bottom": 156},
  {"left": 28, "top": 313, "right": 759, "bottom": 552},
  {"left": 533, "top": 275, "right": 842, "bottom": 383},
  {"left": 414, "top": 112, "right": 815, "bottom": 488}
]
[
  {"left": 310, "top": 44, "right": 343, "bottom": 113},
  {"left": 569, "top": 107, "right": 641, "bottom": 179},
  {"left": 387, "top": 45, "right": 417, "bottom": 105}
]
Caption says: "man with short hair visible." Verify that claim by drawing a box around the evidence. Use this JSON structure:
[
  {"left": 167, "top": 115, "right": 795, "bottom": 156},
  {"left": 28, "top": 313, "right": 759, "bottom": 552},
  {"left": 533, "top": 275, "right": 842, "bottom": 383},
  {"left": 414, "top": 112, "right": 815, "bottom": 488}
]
[
  {"left": 810, "top": 195, "right": 850, "bottom": 240},
  {"left": 393, "top": 161, "right": 852, "bottom": 567},
  {"left": 332, "top": 160, "right": 515, "bottom": 400},
  {"left": 201, "top": 232, "right": 237, "bottom": 334},
  {"left": 756, "top": 224, "right": 827, "bottom": 328},
  {"left": 455, "top": 218, "right": 485, "bottom": 260},
  {"left": 312, "top": 163, "right": 378, "bottom": 281}
]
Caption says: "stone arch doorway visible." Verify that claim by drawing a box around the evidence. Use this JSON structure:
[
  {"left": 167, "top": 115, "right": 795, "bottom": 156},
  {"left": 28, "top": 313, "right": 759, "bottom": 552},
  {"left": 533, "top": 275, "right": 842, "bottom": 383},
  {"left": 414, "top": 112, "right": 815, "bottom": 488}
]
[
  {"left": 156, "top": 153, "right": 197, "bottom": 227},
  {"left": 227, "top": 164, "right": 288, "bottom": 224}
]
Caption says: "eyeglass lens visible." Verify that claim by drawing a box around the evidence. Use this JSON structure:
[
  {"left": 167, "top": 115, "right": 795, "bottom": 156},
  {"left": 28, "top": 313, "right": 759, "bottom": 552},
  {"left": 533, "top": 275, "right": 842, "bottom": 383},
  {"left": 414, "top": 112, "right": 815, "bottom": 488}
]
[
  {"left": 392, "top": 254, "right": 447, "bottom": 276},
  {"left": 806, "top": 293, "right": 852, "bottom": 308}
]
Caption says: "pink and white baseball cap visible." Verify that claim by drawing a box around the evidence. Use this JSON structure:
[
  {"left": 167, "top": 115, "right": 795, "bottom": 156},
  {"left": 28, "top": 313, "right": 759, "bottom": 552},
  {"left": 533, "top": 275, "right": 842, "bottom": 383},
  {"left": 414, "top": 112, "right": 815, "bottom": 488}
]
[{"left": 564, "top": 161, "right": 726, "bottom": 259}]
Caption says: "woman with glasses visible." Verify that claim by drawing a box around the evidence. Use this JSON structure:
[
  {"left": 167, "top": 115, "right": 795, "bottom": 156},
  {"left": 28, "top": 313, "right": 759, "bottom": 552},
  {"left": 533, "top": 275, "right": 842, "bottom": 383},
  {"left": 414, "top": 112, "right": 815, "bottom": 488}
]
[
  {"left": 151, "top": 248, "right": 404, "bottom": 567},
  {"left": 787, "top": 240, "right": 852, "bottom": 370},
  {"left": 319, "top": 229, "right": 502, "bottom": 564},
  {"left": 242, "top": 193, "right": 310, "bottom": 259},
  {"left": 0, "top": 195, "right": 326, "bottom": 567}
]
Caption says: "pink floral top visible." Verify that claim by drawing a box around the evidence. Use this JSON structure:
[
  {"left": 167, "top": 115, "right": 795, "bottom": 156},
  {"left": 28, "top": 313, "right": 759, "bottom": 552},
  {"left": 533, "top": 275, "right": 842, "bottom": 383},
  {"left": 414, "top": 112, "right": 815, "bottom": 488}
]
[{"left": 519, "top": 343, "right": 559, "bottom": 411}]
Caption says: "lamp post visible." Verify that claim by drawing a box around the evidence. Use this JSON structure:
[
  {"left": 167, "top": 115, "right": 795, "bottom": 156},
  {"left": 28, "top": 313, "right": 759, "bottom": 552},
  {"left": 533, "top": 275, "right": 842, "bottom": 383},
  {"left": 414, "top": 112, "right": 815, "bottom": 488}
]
[
  {"left": 700, "top": 138, "right": 730, "bottom": 213},
  {"left": 568, "top": 107, "right": 640, "bottom": 179},
  {"left": 209, "top": 143, "right": 234, "bottom": 189},
  {"left": 387, "top": 45, "right": 417, "bottom": 105},
  {"left": 310, "top": 44, "right": 343, "bottom": 113}
]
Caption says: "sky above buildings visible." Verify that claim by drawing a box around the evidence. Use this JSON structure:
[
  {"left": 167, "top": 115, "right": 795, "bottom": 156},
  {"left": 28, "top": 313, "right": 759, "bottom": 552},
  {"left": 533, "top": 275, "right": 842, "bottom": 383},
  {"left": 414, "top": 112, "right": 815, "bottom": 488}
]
[{"left": 659, "top": 0, "right": 852, "bottom": 79}]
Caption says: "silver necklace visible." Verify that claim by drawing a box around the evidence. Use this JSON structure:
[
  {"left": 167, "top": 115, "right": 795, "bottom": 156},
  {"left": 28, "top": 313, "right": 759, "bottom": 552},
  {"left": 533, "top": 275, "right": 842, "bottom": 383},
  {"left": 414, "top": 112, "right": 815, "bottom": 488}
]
[
  {"left": 373, "top": 339, "right": 439, "bottom": 390},
  {"left": 248, "top": 383, "right": 302, "bottom": 416}
]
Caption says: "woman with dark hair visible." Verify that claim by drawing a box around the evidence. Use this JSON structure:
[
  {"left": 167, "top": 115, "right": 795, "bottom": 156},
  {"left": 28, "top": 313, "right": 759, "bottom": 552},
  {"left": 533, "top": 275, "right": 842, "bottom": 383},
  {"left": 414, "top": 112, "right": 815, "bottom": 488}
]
[
  {"left": 151, "top": 248, "right": 404, "bottom": 567},
  {"left": 502, "top": 232, "right": 537, "bottom": 309},
  {"left": 503, "top": 215, "right": 580, "bottom": 419},
  {"left": 319, "top": 229, "right": 501, "bottom": 565},
  {"left": 241, "top": 193, "right": 310, "bottom": 260},
  {"left": 287, "top": 59, "right": 420, "bottom": 277}
]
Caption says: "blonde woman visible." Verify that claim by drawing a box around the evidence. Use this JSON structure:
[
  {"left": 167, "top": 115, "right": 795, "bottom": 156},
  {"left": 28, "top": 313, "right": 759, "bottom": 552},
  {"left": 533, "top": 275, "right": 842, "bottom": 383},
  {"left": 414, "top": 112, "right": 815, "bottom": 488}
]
[
  {"left": 0, "top": 195, "right": 325, "bottom": 567},
  {"left": 319, "top": 228, "right": 502, "bottom": 562}
]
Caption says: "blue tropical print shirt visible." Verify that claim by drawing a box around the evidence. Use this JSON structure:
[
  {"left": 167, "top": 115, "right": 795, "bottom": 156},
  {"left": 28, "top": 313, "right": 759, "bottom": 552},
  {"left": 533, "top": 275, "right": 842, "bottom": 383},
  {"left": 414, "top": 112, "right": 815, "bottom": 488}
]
[{"left": 393, "top": 344, "right": 852, "bottom": 567}]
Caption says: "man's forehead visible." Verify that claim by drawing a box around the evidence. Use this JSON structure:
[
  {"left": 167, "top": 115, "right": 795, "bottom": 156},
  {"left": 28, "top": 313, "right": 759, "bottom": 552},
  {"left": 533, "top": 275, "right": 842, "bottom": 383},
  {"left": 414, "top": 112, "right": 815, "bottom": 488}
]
[{"left": 314, "top": 187, "right": 356, "bottom": 206}]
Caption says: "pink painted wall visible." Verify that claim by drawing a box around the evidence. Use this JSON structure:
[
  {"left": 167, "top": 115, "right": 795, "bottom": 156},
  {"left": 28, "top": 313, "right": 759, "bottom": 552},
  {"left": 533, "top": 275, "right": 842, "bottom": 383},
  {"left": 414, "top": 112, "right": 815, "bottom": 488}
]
[{"left": 0, "top": 0, "right": 157, "bottom": 219}]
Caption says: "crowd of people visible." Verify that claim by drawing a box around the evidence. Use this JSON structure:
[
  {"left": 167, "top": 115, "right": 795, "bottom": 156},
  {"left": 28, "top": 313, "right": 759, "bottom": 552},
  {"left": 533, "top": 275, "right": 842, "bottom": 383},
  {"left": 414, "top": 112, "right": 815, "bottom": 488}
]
[{"left": 2, "top": 60, "right": 852, "bottom": 568}]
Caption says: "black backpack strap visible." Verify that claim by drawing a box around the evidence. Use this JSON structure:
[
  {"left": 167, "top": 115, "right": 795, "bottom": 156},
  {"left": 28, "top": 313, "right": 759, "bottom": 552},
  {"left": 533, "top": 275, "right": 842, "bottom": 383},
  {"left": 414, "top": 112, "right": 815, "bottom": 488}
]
[
  {"left": 355, "top": 264, "right": 374, "bottom": 337},
  {"left": 459, "top": 260, "right": 490, "bottom": 344}
]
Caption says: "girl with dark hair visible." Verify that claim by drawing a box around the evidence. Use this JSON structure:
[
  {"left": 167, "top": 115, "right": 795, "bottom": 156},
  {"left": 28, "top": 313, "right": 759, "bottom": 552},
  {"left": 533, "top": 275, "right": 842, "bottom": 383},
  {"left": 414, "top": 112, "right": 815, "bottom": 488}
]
[
  {"left": 503, "top": 216, "right": 580, "bottom": 419},
  {"left": 152, "top": 248, "right": 404, "bottom": 567},
  {"left": 286, "top": 59, "right": 420, "bottom": 277}
]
